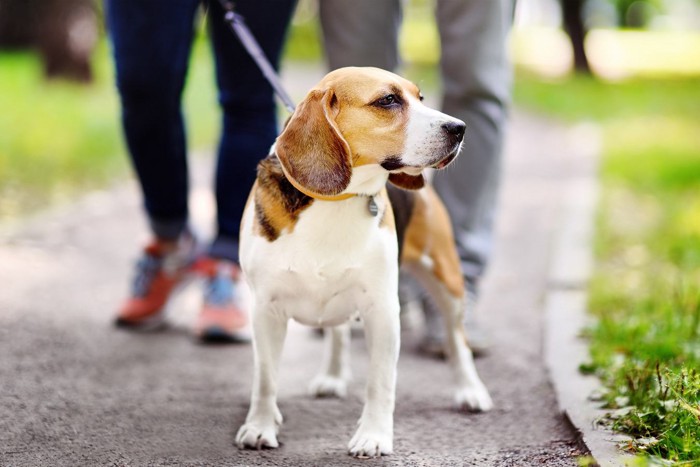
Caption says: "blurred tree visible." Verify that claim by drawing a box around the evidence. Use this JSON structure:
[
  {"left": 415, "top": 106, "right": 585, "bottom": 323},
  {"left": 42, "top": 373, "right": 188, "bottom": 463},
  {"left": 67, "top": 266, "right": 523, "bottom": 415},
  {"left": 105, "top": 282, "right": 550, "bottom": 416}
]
[
  {"left": 0, "top": 0, "right": 97, "bottom": 82},
  {"left": 0, "top": 0, "right": 34, "bottom": 46},
  {"left": 612, "top": 0, "right": 660, "bottom": 27},
  {"left": 560, "top": 0, "right": 591, "bottom": 74}
]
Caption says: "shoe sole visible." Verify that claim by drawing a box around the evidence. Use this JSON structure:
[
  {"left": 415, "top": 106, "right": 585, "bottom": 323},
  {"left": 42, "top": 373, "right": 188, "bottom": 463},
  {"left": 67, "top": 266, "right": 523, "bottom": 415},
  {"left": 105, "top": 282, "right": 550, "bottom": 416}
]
[
  {"left": 198, "top": 326, "right": 251, "bottom": 344},
  {"left": 114, "top": 312, "right": 167, "bottom": 332}
]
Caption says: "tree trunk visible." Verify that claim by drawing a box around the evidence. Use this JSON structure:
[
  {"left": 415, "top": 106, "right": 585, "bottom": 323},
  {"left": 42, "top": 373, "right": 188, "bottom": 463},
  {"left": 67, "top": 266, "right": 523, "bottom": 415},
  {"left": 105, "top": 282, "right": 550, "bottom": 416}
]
[
  {"left": 0, "top": 0, "right": 96, "bottom": 82},
  {"left": 560, "top": 0, "right": 591, "bottom": 74},
  {"left": 0, "top": 0, "right": 39, "bottom": 47}
]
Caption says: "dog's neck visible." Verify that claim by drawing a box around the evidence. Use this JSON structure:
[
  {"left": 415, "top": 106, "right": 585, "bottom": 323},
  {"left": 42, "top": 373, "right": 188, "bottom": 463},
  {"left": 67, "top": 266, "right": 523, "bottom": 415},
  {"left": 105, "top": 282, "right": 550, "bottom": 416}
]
[
  {"left": 344, "top": 164, "right": 389, "bottom": 197},
  {"left": 273, "top": 152, "right": 389, "bottom": 201}
]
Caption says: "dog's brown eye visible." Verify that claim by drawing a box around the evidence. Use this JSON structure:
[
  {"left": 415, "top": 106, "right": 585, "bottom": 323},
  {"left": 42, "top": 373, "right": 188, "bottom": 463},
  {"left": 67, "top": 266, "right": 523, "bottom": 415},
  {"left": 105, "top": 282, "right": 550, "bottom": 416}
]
[{"left": 376, "top": 94, "right": 399, "bottom": 107}]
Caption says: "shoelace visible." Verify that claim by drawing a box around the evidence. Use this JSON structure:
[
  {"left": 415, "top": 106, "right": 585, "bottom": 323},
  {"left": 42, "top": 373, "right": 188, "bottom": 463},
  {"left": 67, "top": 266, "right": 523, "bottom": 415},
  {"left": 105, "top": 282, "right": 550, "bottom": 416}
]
[
  {"left": 204, "top": 271, "right": 236, "bottom": 307},
  {"left": 132, "top": 254, "right": 162, "bottom": 298}
]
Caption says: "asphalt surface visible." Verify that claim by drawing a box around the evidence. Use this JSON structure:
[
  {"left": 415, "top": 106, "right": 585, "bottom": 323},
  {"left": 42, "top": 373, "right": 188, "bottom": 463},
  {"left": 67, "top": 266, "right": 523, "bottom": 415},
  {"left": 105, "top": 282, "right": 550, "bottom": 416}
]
[{"left": 1, "top": 68, "right": 589, "bottom": 466}]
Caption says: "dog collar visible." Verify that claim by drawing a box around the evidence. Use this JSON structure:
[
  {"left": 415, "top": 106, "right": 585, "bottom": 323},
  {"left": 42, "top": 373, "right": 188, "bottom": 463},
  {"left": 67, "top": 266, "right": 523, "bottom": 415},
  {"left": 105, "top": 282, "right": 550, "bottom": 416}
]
[
  {"left": 278, "top": 158, "right": 357, "bottom": 201},
  {"left": 289, "top": 178, "right": 357, "bottom": 201},
  {"left": 282, "top": 164, "right": 379, "bottom": 216},
  {"left": 275, "top": 153, "right": 383, "bottom": 206}
]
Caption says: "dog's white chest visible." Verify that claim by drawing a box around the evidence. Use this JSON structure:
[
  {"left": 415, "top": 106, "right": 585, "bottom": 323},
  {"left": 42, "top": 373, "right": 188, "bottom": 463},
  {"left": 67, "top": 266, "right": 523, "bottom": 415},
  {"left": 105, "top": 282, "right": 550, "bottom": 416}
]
[{"left": 241, "top": 196, "right": 398, "bottom": 327}]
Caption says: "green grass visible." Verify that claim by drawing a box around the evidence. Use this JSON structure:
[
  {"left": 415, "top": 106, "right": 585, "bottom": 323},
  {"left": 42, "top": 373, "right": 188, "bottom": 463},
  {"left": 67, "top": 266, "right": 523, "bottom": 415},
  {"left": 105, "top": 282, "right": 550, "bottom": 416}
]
[
  {"left": 284, "top": 7, "right": 324, "bottom": 62},
  {"left": 0, "top": 27, "right": 221, "bottom": 219},
  {"left": 0, "top": 47, "right": 122, "bottom": 216},
  {"left": 513, "top": 73, "right": 700, "bottom": 122},
  {"left": 515, "top": 70, "right": 700, "bottom": 463}
]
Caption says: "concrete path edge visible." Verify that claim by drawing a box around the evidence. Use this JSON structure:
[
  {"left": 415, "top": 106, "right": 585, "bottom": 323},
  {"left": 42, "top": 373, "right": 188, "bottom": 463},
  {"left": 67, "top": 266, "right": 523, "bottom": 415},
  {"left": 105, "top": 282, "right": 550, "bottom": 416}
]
[{"left": 542, "top": 123, "right": 636, "bottom": 467}]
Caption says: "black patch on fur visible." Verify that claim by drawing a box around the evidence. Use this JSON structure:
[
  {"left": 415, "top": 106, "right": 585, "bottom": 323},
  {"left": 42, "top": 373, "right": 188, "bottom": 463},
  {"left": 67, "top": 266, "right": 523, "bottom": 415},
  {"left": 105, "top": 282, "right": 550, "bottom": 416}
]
[
  {"left": 254, "top": 200, "right": 278, "bottom": 241},
  {"left": 278, "top": 178, "right": 313, "bottom": 215},
  {"left": 381, "top": 156, "right": 405, "bottom": 171},
  {"left": 258, "top": 154, "right": 313, "bottom": 210},
  {"left": 254, "top": 154, "right": 314, "bottom": 241},
  {"left": 387, "top": 184, "right": 416, "bottom": 260}
]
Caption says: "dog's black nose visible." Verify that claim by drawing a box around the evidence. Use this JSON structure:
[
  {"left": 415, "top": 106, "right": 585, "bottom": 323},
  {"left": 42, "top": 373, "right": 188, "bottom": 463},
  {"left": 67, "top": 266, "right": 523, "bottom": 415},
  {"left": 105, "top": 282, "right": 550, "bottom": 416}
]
[{"left": 442, "top": 121, "right": 466, "bottom": 141}]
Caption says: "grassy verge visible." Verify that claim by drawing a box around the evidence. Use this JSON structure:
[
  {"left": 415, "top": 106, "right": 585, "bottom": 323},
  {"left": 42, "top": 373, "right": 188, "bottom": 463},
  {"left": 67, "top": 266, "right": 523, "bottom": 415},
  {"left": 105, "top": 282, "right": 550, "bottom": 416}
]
[
  {"left": 516, "top": 71, "right": 700, "bottom": 463},
  {"left": 0, "top": 46, "right": 122, "bottom": 217},
  {"left": 0, "top": 27, "right": 220, "bottom": 219}
]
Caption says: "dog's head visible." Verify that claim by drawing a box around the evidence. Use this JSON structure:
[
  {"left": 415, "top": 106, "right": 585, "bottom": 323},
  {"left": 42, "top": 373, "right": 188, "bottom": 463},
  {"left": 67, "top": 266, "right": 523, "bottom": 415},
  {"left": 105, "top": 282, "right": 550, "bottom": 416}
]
[{"left": 275, "top": 67, "right": 466, "bottom": 198}]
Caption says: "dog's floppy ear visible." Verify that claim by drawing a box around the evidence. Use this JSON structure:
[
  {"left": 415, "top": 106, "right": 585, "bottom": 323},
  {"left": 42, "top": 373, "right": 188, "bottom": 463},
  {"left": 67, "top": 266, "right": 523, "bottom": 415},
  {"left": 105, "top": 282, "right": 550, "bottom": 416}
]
[
  {"left": 276, "top": 88, "right": 352, "bottom": 198},
  {"left": 388, "top": 172, "right": 425, "bottom": 190}
]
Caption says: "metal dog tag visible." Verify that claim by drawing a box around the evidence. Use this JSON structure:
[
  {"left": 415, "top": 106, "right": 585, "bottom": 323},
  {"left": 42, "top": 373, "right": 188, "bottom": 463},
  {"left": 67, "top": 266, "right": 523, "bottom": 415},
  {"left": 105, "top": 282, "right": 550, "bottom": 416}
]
[{"left": 368, "top": 197, "right": 378, "bottom": 217}]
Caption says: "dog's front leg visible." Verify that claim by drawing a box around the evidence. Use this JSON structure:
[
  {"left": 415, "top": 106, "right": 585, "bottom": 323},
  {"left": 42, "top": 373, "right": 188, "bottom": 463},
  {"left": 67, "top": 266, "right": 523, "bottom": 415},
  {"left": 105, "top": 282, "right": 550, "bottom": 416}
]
[
  {"left": 309, "top": 323, "right": 352, "bottom": 398},
  {"left": 236, "top": 307, "right": 288, "bottom": 450},
  {"left": 349, "top": 299, "right": 400, "bottom": 457}
]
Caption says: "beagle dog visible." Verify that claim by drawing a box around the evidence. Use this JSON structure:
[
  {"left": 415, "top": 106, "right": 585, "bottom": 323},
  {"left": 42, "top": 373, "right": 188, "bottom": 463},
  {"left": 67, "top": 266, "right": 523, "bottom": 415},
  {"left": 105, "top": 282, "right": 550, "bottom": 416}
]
[{"left": 235, "top": 67, "right": 493, "bottom": 457}]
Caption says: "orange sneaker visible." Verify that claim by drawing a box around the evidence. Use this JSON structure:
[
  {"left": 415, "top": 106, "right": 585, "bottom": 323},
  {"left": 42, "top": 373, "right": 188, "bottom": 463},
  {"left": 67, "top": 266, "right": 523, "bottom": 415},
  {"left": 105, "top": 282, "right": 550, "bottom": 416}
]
[
  {"left": 194, "top": 258, "right": 249, "bottom": 343},
  {"left": 115, "top": 233, "right": 197, "bottom": 330}
]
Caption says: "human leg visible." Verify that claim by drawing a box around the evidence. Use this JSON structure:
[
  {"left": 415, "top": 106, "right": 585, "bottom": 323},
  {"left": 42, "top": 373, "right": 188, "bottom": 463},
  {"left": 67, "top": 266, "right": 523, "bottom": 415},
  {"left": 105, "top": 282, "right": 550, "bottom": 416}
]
[
  {"left": 193, "top": 0, "right": 296, "bottom": 341},
  {"left": 420, "top": 0, "right": 514, "bottom": 353},
  {"left": 206, "top": 0, "right": 297, "bottom": 263},
  {"left": 319, "top": 0, "right": 401, "bottom": 71},
  {"left": 106, "top": 0, "right": 200, "bottom": 327},
  {"left": 433, "top": 0, "right": 515, "bottom": 283},
  {"left": 105, "top": 0, "right": 200, "bottom": 240}
]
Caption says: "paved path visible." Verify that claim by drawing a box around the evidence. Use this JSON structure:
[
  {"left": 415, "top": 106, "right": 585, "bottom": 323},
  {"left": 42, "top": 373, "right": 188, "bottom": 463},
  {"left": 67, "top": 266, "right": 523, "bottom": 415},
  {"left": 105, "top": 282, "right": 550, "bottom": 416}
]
[{"left": 1, "top": 67, "right": 592, "bottom": 466}]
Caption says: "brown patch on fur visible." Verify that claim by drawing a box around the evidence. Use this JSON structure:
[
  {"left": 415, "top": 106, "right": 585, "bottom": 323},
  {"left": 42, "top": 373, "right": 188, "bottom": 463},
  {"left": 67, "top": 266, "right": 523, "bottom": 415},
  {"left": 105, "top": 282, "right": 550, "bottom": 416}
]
[
  {"left": 276, "top": 89, "right": 352, "bottom": 198},
  {"left": 253, "top": 154, "right": 314, "bottom": 241},
  {"left": 401, "top": 186, "right": 464, "bottom": 298},
  {"left": 388, "top": 172, "right": 425, "bottom": 190}
]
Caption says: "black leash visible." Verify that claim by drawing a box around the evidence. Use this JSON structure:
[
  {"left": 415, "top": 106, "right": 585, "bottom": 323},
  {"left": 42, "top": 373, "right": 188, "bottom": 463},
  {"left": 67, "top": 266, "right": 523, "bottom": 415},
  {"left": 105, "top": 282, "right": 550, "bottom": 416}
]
[{"left": 217, "top": 0, "right": 296, "bottom": 113}]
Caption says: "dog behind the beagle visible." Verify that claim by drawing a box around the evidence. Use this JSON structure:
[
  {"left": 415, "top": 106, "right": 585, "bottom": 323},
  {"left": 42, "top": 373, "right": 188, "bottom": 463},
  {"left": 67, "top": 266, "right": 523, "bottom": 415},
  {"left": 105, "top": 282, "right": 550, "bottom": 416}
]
[{"left": 236, "top": 67, "right": 492, "bottom": 457}]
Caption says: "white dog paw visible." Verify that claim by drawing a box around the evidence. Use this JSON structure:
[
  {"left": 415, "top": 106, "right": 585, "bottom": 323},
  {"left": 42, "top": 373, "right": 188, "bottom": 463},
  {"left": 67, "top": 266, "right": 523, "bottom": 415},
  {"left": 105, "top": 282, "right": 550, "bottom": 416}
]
[
  {"left": 454, "top": 384, "right": 494, "bottom": 412},
  {"left": 308, "top": 374, "right": 348, "bottom": 398},
  {"left": 348, "top": 428, "right": 393, "bottom": 458},
  {"left": 235, "top": 422, "right": 280, "bottom": 450}
]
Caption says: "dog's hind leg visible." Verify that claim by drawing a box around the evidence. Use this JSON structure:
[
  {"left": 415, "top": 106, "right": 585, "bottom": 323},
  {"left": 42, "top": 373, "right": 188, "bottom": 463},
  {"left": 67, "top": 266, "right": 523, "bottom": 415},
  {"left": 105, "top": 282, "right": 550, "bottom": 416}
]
[
  {"left": 308, "top": 323, "right": 351, "bottom": 398},
  {"left": 438, "top": 289, "right": 493, "bottom": 412},
  {"left": 400, "top": 187, "right": 492, "bottom": 412},
  {"left": 236, "top": 307, "right": 288, "bottom": 450},
  {"left": 406, "top": 263, "right": 493, "bottom": 412}
]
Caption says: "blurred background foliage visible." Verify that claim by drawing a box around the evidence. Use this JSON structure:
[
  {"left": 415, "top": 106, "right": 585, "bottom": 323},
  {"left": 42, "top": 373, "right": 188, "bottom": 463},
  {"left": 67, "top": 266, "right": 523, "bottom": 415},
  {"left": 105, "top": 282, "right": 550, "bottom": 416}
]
[
  {"left": 1, "top": 0, "right": 699, "bottom": 461},
  {"left": 0, "top": 0, "right": 698, "bottom": 217}
]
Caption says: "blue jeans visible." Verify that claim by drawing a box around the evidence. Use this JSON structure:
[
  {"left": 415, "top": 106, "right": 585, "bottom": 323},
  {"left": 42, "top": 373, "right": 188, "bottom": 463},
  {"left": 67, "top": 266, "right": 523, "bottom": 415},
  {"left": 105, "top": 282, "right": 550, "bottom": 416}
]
[{"left": 105, "top": 0, "right": 296, "bottom": 262}]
